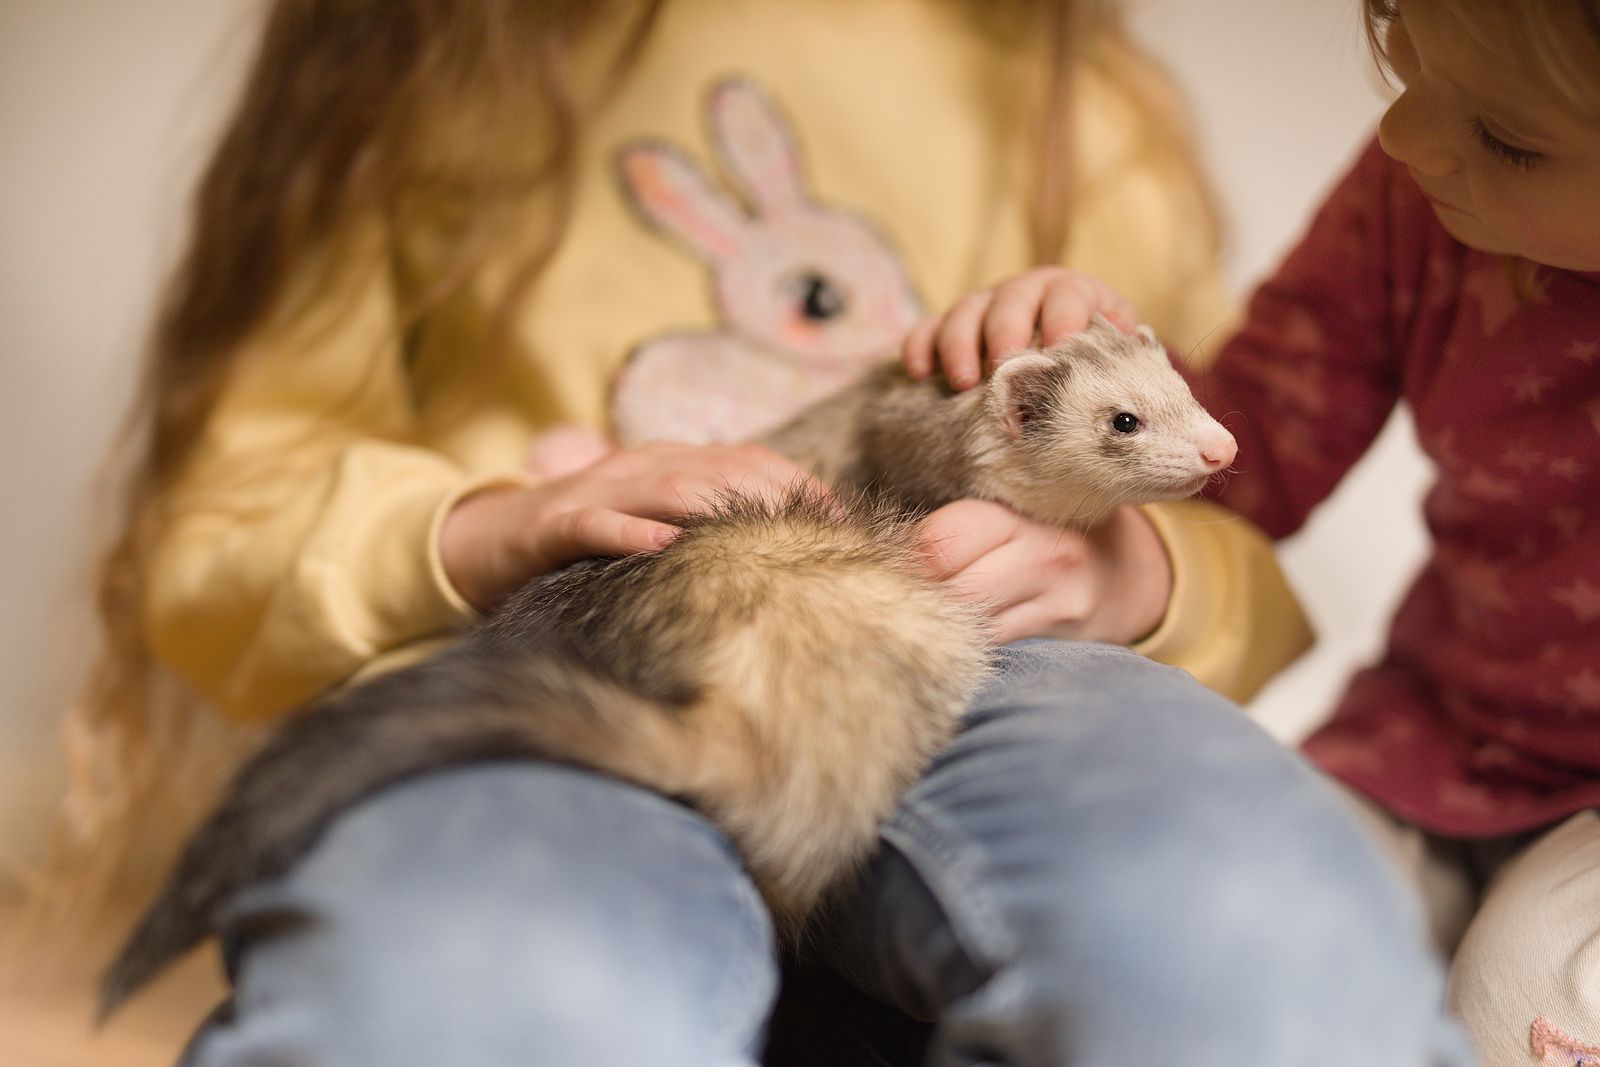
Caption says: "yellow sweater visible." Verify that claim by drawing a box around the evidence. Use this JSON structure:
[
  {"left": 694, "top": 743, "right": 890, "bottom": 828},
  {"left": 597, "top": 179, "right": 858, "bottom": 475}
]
[{"left": 145, "top": 0, "right": 1312, "bottom": 721}]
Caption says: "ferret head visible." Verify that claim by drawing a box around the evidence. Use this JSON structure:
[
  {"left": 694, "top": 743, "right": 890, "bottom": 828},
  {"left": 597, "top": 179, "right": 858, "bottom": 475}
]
[{"left": 981, "top": 317, "right": 1236, "bottom": 528}]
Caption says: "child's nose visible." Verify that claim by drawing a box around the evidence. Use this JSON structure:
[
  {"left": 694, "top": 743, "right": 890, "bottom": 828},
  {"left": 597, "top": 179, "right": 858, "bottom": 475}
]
[{"left": 1377, "top": 89, "right": 1459, "bottom": 178}]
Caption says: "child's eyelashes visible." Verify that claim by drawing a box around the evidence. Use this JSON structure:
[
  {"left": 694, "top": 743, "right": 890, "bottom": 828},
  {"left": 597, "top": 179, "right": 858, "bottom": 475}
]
[{"left": 1469, "top": 118, "right": 1544, "bottom": 170}]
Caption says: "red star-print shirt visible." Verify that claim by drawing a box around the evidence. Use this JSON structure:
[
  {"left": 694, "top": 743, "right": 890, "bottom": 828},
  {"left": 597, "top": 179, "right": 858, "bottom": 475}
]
[{"left": 1184, "top": 136, "right": 1600, "bottom": 837}]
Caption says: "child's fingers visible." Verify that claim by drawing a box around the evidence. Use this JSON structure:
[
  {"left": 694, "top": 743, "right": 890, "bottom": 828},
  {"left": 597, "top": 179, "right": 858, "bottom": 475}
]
[
  {"left": 525, "top": 425, "right": 614, "bottom": 480},
  {"left": 983, "top": 273, "right": 1052, "bottom": 370},
  {"left": 914, "top": 499, "right": 1021, "bottom": 580},
  {"left": 1037, "top": 276, "right": 1098, "bottom": 345},
  {"left": 710, "top": 444, "right": 833, "bottom": 506},
  {"left": 988, "top": 602, "right": 1062, "bottom": 646},
  {"left": 939, "top": 532, "right": 1052, "bottom": 613},
  {"left": 609, "top": 448, "right": 824, "bottom": 519},
  {"left": 536, "top": 506, "right": 679, "bottom": 570},
  {"left": 717, "top": 466, "right": 832, "bottom": 510},
  {"left": 643, "top": 473, "right": 752, "bottom": 516},
  {"left": 945, "top": 520, "right": 1099, "bottom": 642},
  {"left": 1036, "top": 275, "right": 1143, "bottom": 343},
  {"left": 1091, "top": 281, "right": 1142, "bottom": 334},
  {"left": 935, "top": 291, "right": 995, "bottom": 389},
  {"left": 902, "top": 315, "right": 941, "bottom": 380}
]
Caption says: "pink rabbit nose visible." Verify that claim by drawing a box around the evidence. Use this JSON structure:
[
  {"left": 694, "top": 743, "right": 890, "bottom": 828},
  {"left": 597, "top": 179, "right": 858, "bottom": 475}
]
[{"left": 1199, "top": 429, "right": 1237, "bottom": 470}]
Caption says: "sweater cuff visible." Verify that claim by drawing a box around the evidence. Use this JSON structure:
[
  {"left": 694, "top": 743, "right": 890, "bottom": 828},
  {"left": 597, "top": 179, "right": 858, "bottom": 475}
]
[
  {"left": 1130, "top": 500, "right": 1212, "bottom": 662},
  {"left": 1131, "top": 499, "right": 1315, "bottom": 704},
  {"left": 347, "top": 468, "right": 539, "bottom": 646}
]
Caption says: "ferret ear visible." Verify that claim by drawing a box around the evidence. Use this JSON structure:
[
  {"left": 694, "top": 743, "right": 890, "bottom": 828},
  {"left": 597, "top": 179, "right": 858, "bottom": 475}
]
[
  {"left": 1134, "top": 323, "right": 1159, "bottom": 345},
  {"left": 989, "top": 352, "right": 1064, "bottom": 438}
]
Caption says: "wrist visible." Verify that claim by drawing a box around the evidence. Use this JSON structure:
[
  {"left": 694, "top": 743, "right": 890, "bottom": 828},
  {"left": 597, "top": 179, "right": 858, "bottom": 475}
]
[
  {"left": 438, "top": 482, "right": 535, "bottom": 612},
  {"left": 1087, "top": 505, "right": 1173, "bottom": 645}
]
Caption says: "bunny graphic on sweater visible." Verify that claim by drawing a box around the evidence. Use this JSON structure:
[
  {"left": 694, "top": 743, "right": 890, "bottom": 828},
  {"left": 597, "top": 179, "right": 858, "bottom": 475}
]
[{"left": 612, "top": 77, "right": 923, "bottom": 445}]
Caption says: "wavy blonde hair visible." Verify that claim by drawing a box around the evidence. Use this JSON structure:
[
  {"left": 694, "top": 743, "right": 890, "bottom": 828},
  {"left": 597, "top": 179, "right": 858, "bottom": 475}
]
[
  {"left": 19, "top": 0, "right": 1223, "bottom": 942},
  {"left": 1359, "top": 0, "right": 1600, "bottom": 300},
  {"left": 1363, "top": 0, "right": 1600, "bottom": 115}
]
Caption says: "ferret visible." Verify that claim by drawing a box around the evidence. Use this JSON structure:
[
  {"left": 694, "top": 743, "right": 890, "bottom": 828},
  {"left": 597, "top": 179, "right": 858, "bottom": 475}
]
[
  {"left": 99, "top": 318, "right": 1234, "bottom": 1017},
  {"left": 764, "top": 319, "right": 1236, "bottom": 525}
]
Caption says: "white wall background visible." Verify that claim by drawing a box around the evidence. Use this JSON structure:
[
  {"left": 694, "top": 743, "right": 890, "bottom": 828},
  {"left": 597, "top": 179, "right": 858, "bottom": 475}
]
[
  {"left": 0, "top": 1, "right": 259, "bottom": 862},
  {"left": 0, "top": 0, "right": 1431, "bottom": 861}
]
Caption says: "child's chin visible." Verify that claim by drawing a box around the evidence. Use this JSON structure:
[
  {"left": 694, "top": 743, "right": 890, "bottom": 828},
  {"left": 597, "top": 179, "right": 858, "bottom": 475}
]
[{"left": 1430, "top": 208, "right": 1517, "bottom": 259}]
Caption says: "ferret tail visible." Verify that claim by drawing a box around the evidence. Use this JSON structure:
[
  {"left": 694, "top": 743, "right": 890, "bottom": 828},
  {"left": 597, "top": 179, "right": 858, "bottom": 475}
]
[{"left": 97, "top": 653, "right": 688, "bottom": 1021}]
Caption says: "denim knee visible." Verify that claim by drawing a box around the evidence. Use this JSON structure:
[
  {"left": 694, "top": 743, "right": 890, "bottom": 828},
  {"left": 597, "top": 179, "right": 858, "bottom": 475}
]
[
  {"left": 878, "top": 641, "right": 1466, "bottom": 1065},
  {"left": 185, "top": 762, "right": 778, "bottom": 1067}
]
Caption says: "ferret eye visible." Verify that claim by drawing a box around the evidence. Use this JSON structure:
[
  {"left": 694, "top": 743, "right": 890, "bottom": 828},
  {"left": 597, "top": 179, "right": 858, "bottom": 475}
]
[{"left": 1111, "top": 412, "right": 1141, "bottom": 434}]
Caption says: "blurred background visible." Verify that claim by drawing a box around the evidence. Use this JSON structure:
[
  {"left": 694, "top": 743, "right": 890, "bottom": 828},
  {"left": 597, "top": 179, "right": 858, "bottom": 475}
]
[{"left": 0, "top": 0, "right": 1429, "bottom": 869}]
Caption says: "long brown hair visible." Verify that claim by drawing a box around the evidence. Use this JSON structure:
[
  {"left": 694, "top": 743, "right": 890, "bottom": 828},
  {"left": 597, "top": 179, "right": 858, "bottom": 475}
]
[{"left": 26, "top": 0, "right": 1222, "bottom": 932}]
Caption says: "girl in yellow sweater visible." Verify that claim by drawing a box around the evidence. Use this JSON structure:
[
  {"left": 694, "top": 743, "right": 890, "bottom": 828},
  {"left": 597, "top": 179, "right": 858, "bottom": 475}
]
[{"left": 64, "top": 2, "right": 1464, "bottom": 1063}]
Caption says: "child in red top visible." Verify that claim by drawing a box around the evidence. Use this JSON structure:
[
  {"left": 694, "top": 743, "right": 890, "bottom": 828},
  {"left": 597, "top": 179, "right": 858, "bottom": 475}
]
[{"left": 909, "top": 1, "right": 1600, "bottom": 1063}]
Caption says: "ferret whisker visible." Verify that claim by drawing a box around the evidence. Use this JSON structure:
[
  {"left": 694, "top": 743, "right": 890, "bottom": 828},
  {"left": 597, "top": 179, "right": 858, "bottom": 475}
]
[{"left": 1180, "top": 324, "right": 1225, "bottom": 369}]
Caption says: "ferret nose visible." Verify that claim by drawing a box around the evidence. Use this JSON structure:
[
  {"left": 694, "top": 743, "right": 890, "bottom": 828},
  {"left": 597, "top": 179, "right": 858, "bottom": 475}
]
[{"left": 1199, "top": 429, "right": 1237, "bottom": 470}]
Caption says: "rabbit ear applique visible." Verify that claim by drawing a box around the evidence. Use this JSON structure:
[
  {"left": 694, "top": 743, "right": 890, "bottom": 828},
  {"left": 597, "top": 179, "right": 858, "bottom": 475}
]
[
  {"left": 610, "top": 75, "right": 927, "bottom": 446},
  {"left": 617, "top": 140, "right": 747, "bottom": 264},
  {"left": 708, "top": 77, "right": 806, "bottom": 218}
]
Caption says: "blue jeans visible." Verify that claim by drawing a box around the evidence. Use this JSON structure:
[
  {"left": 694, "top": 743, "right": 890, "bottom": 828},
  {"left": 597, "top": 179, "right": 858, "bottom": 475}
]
[{"left": 181, "top": 641, "right": 1471, "bottom": 1066}]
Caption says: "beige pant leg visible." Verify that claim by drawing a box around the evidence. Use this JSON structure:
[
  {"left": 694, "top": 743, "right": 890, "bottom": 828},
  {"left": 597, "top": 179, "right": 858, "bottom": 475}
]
[
  {"left": 1450, "top": 810, "right": 1600, "bottom": 1067},
  {"left": 1334, "top": 782, "right": 1480, "bottom": 955}
]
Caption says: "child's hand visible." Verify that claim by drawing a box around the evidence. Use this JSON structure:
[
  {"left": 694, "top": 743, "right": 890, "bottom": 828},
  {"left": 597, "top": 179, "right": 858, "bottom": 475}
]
[
  {"left": 440, "top": 442, "right": 825, "bottom": 611},
  {"left": 902, "top": 267, "right": 1141, "bottom": 390},
  {"left": 915, "top": 499, "right": 1171, "bottom": 646},
  {"left": 524, "top": 425, "right": 614, "bottom": 480}
]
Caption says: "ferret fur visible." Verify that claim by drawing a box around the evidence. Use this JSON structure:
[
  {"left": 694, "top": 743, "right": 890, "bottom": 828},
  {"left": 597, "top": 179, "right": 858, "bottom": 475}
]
[{"left": 99, "top": 319, "right": 1232, "bottom": 1017}]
